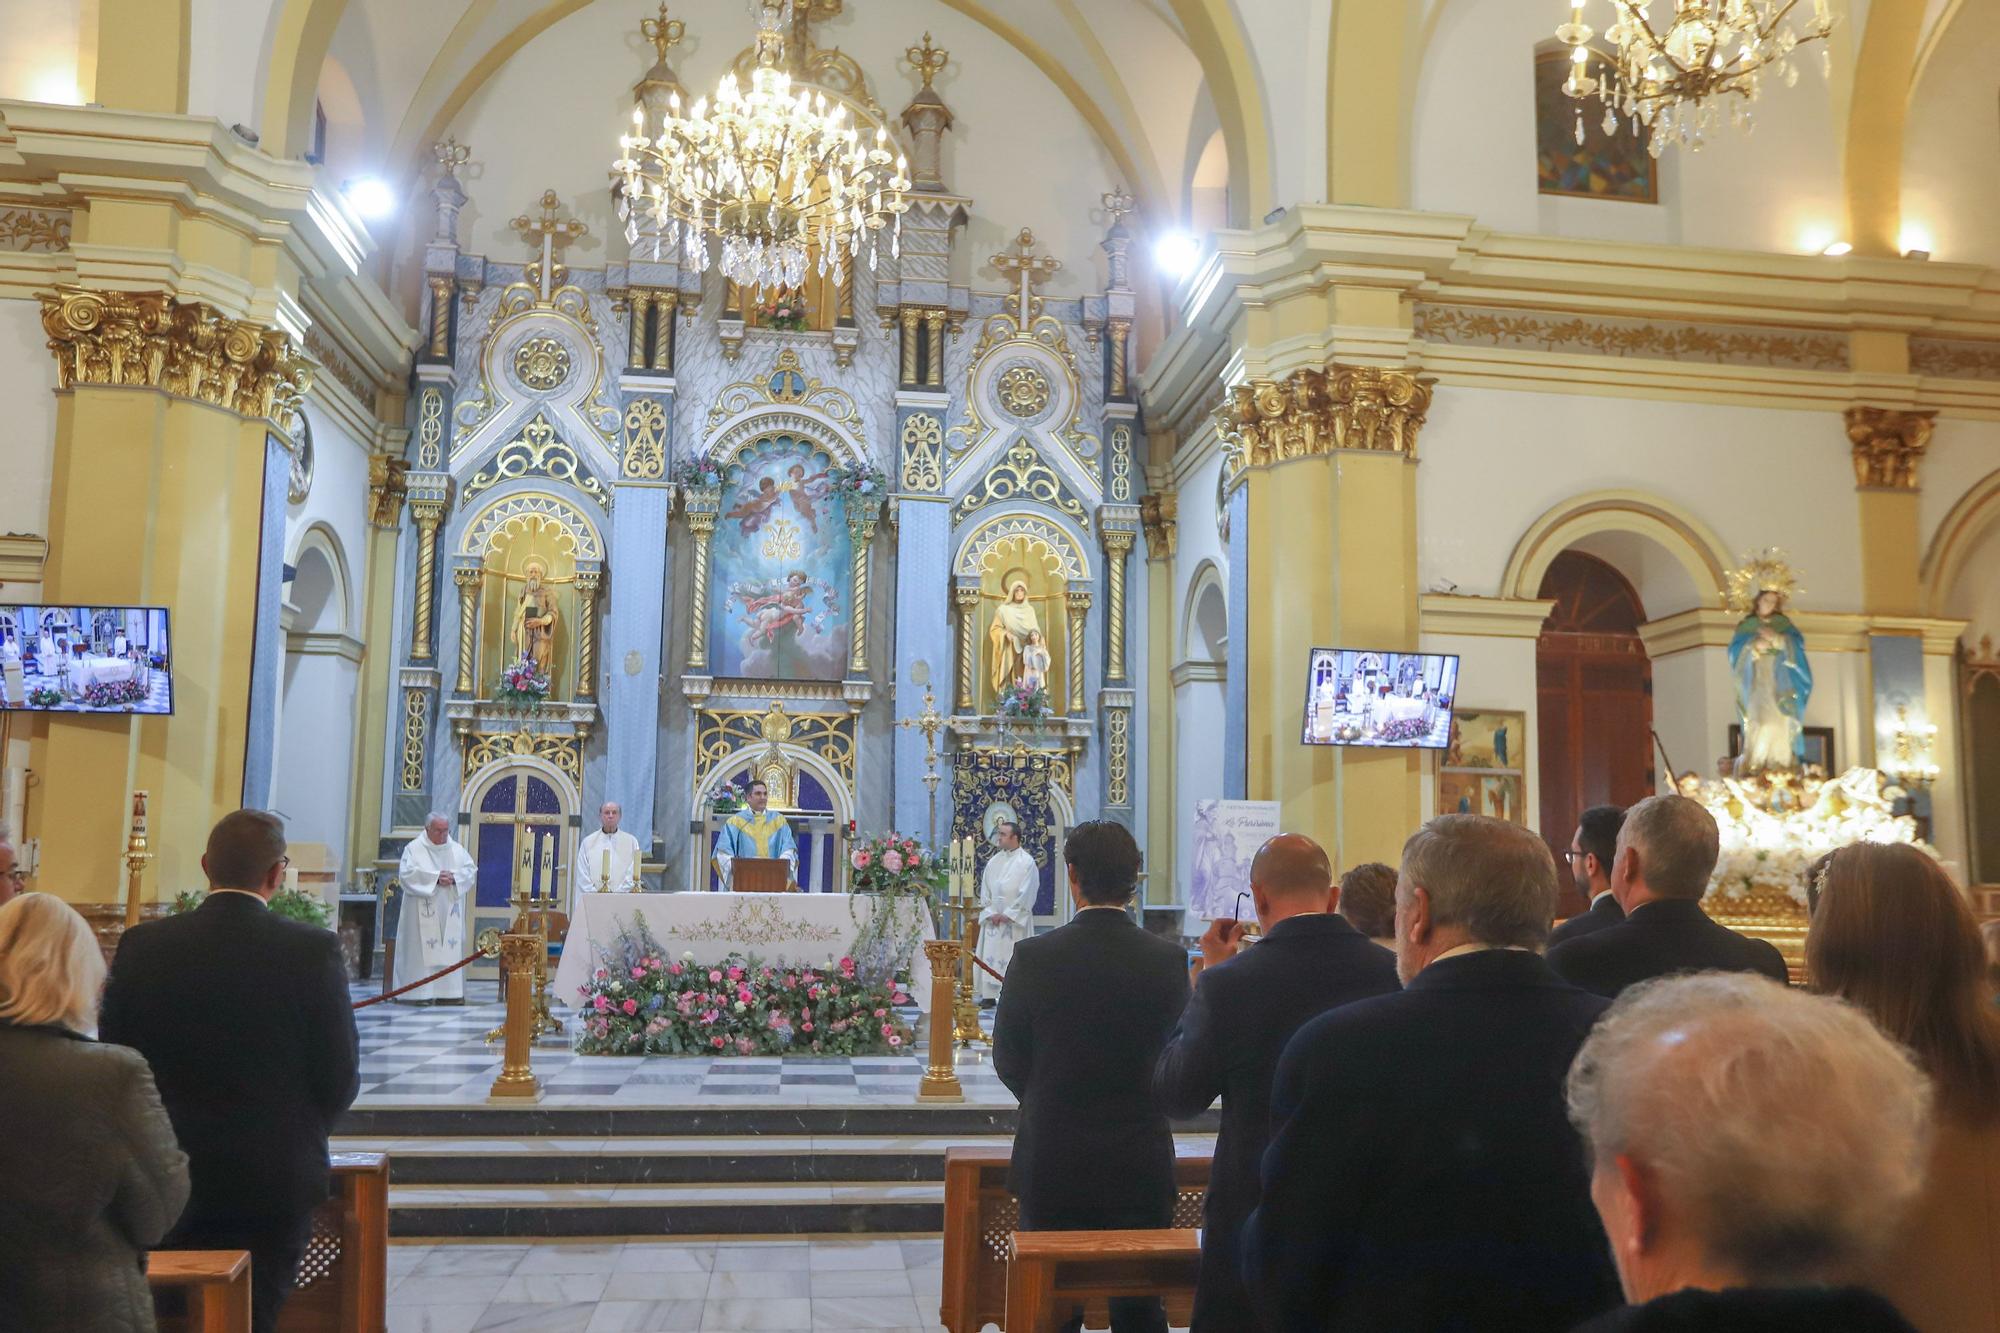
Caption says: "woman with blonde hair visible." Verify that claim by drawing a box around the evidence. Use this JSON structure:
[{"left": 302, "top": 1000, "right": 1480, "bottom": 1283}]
[
  {"left": 0, "top": 892, "right": 189, "bottom": 1332},
  {"left": 1808, "top": 843, "right": 2000, "bottom": 1331}
]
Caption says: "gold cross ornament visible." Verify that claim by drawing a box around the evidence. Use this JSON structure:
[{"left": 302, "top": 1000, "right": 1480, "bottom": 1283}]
[
  {"left": 511, "top": 190, "right": 589, "bottom": 301},
  {"left": 991, "top": 228, "right": 1061, "bottom": 322}
]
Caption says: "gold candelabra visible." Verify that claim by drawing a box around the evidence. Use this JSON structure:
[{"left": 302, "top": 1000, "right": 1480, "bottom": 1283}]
[
  {"left": 123, "top": 790, "right": 152, "bottom": 929},
  {"left": 487, "top": 832, "right": 563, "bottom": 1042},
  {"left": 940, "top": 835, "right": 989, "bottom": 1047},
  {"left": 895, "top": 684, "right": 949, "bottom": 848}
]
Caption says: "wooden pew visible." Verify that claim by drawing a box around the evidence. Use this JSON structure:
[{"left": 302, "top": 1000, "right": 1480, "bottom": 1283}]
[
  {"left": 1006, "top": 1229, "right": 1202, "bottom": 1333},
  {"left": 149, "top": 1249, "right": 252, "bottom": 1333},
  {"left": 278, "top": 1152, "right": 390, "bottom": 1333},
  {"left": 940, "top": 1145, "right": 1209, "bottom": 1333}
]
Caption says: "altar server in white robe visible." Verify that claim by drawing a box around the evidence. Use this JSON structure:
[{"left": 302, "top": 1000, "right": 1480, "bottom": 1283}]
[
  {"left": 577, "top": 801, "right": 641, "bottom": 894},
  {"left": 394, "top": 813, "right": 479, "bottom": 1003},
  {"left": 976, "top": 820, "right": 1039, "bottom": 1001}
]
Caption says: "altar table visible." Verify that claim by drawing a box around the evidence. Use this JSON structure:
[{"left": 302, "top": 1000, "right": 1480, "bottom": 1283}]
[
  {"left": 75, "top": 655, "right": 139, "bottom": 688},
  {"left": 552, "top": 892, "right": 937, "bottom": 1012}
]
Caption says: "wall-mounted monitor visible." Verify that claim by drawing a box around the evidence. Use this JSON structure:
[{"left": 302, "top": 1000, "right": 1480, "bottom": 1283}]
[
  {"left": 0, "top": 605, "right": 174, "bottom": 715},
  {"left": 1301, "top": 647, "right": 1457, "bottom": 749}
]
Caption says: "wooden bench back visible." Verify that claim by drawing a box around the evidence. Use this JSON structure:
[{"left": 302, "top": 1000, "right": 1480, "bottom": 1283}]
[
  {"left": 1007, "top": 1228, "right": 1203, "bottom": 1333},
  {"left": 278, "top": 1152, "right": 389, "bottom": 1333},
  {"left": 939, "top": 1146, "right": 1209, "bottom": 1333},
  {"left": 149, "top": 1249, "right": 251, "bottom": 1333}
]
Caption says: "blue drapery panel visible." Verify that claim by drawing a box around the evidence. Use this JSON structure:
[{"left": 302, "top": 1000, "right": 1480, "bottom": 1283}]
[{"left": 950, "top": 749, "right": 1058, "bottom": 916}]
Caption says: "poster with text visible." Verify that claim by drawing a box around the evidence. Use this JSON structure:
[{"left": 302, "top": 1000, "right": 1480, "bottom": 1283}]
[{"left": 1188, "top": 799, "right": 1283, "bottom": 921}]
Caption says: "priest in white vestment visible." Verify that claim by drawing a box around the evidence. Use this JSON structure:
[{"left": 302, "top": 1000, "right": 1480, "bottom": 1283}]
[
  {"left": 394, "top": 813, "right": 478, "bottom": 1003},
  {"left": 976, "top": 821, "right": 1039, "bottom": 1001},
  {"left": 576, "top": 801, "right": 641, "bottom": 895}
]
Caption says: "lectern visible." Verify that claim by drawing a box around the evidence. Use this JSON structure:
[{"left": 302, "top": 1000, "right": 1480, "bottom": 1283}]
[{"left": 731, "top": 857, "right": 795, "bottom": 894}]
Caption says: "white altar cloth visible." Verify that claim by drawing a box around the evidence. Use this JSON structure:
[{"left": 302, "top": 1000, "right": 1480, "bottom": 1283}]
[
  {"left": 553, "top": 892, "right": 937, "bottom": 1013},
  {"left": 74, "top": 656, "right": 138, "bottom": 688},
  {"left": 1372, "top": 693, "right": 1427, "bottom": 724}
]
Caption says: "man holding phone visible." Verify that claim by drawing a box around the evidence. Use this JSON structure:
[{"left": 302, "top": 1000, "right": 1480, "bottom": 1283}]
[{"left": 1153, "top": 834, "right": 1399, "bottom": 1332}]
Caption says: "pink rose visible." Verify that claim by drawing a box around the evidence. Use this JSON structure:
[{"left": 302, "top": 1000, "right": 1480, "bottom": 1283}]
[
  {"left": 882, "top": 850, "right": 903, "bottom": 873},
  {"left": 839, "top": 956, "right": 855, "bottom": 972},
  {"left": 802, "top": 1020, "right": 814, "bottom": 1032},
  {"left": 594, "top": 968, "right": 608, "bottom": 980},
  {"left": 736, "top": 1037, "right": 754, "bottom": 1054},
  {"left": 738, "top": 987, "right": 754, "bottom": 1004},
  {"left": 907, "top": 849, "right": 922, "bottom": 866},
  {"left": 632, "top": 967, "right": 647, "bottom": 980},
  {"left": 669, "top": 962, "right": 682, "bottom": 975},
  {"left": 727, "top": 966, "right": 744, "bottom": 982},
  {"left": 874, "top": 1008, "right": 887, "bottom": 1018},
  {"left": 851, "top": 849, "right": 871, "bottom": 869},
  {"left": 711, "top": 1035, "right": 726, "bottom": 1049},
  {"left": 708, "top": 970, "right": 723, "bottom": 983},
  {"left": 881, "top": 1023, "right": 893, "bottom": 1037},
  {"left": 888, "top": 1034, "right": 902, "bottom": 1047},
  {"left": 622, "top": 999, "right": 639, "bottom": 1015}
]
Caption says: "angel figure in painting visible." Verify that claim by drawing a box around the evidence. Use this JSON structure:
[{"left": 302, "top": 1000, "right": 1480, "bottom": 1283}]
[
  {"left": 779, "top": 462, "right": 834, "bottom": 532},
  {"left": 725, "top": 476, "right": 786, "bottom": 535},
  {"left": 512, "top": 559, "right": 559, "bottom": 676},
  {"left": 988, "top": 580, "right": 1042, "bottom": 697},
  {"left": 1726, "top": 557, "right": 1813, "bottom": 774}
]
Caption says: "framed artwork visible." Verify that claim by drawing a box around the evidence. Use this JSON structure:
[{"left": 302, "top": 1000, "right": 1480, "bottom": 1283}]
[
  {"left": 1439, "top": 709, "right": 1528, "bottom": 827},
  {"left": 708, "top": 435, "right": 851, "bottom": 680},
  {"left": 1534, "top": 49, "right": 1658, "bottom": 203},
  {"left": 1727, "top": 724, "right": 1836, "bottom": 774}
]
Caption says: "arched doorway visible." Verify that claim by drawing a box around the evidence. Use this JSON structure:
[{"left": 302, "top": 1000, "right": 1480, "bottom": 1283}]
[
  {"left": 1537, "top": 551, "right": 1654, "bottom": 915},
  {"left": 273, "top": 529, "right": 357, "bottom": 878},
  {"left": 1176, "top": 567, "right": 1228, "bottom": 903}
]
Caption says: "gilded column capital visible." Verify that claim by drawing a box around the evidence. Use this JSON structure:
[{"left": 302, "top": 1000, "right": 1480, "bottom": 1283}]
[
  {"left": 1845, "top": 406, "right": 1936, "bottom": 490},
  {"left": 368, "top": 454, "right": 410, "bottom": 529},
  {"left": 1138, "top": 492, "right": 1178, "bottom": 561},
  {"left": 39, "top": 284, "right": 311, "bottom": 423},
  {"left": 1101, "top": 528, "right": 1136, "bottom": 559},
  {"left": 452, "top": 565, "right": 482, "bottom": 589},
  {"left": 409, "top": 497, "right": 447, "bottom": 530},
  {"left": 1215, "top": 363, "right": 1434, "bottom": 481}
]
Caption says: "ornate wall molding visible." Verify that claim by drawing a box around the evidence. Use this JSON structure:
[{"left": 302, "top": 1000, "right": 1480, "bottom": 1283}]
[
  {"left": 953, "top": 438, "right": 1089, "bottom": 524},
  {"left": 415, "top": 387, "right": 446, "bottom": 468},
  {"left": 1139, "top": 492, "right": 1178, "bottom": 561},
  {"left": 899, "top": 411, "right": 944, "bottom": 492},
  {"left": 1846, "top": 406, "right": 1936, "bottom": 491},
  {"left": 693, "top": 703, "right": 858, "bottom": 791},
  {"left": 462, "top": 728, "right": 581, "bottom": 783},
  {"left": 0, "top": 208, "right": 70, "bottom": 253},
  {"left": 368, "top": 454, "right": 410, "bottom": 529},
  {"left": 1216, "top": 364, "right": 1433, "bottom": 483},
  {"left": 953, "top": 511, "right": 1091, "bottom": 582},
  {"left": 621, "top": 396, "right": 668, "bottom": 479},
  {"left": 458, "top": 490, "right": 605, "bottom": 562},
  {"left": 304, "top": 326, "right": 376, "bottom": 406},
  {"left": 707, "top": 348, "right": 868, "bottom": 447},
  {"left": 39, "top": 285, "right": 311, "bottom": 422},
  {"left": 1911, "top": 337, "right": 2000, "bottom": 382},
  {"left": 460, "top": 412, "right": 610, "bottom": 511},
  {"left": 1414, "top": 302, "right": 1849, "bottom": 372}
]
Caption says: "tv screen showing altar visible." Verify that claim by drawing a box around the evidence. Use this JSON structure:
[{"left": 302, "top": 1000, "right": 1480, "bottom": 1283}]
[
  {"left": 0, "top": 605, "right": 173, "bottom": 715},
  {"left": 1301, "top": 648, "right": 1457, "bottom": 749}
]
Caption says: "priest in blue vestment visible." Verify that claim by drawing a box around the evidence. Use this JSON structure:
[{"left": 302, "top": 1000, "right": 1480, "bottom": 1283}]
[{"left": 712, "top": 778, "right": 799, "bottom": 890}]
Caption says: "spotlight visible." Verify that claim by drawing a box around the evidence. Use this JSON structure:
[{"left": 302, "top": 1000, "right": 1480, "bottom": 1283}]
[
  {"left": 1153, "top": 230, "right": 1202, "bottom": 279},
  {"left": 1820, "top": 240, "right": 1852, "bottom": 257},
  {"left": 341, "top": 177, "right": 396, "bottom": 220},
  {"left": 1899, "top": 223, "right": 1933, "bottom": 261}
]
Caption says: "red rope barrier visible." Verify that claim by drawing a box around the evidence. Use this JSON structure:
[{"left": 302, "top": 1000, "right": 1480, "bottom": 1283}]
[{"left": 353, "top": 948, "right": 493, "bottom": 1009}]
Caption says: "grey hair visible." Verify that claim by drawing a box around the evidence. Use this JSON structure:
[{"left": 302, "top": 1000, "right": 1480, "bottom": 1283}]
[
  {"left": 1618, "top": 794, "right": 1719, "bottom": 900},
  {"left": 425, "top": 811, "right": 452, "bottom": 827},
  {"left": 1398, "top": 814, "right": 1557, "bottom": 949},
  {"left": 1566, "top": 973, "right": 1933, "bottom": 1285}
]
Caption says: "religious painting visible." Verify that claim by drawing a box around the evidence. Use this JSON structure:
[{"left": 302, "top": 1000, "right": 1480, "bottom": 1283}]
[
  {"left": 1437, "top": 770, "right": 1528, "bottom": 826},
  {"left": 710, "top": 435, "right": 851, "bottom": 680},
  {"left": 1446, "top": 710, "right": 1527, "bottom": 771},
  {"left": 975, "top": 533, "right": 1068, "bottom": 714},
  {"left": 1534, "top": 48, "right": 1657, "bottom": 203},
  {"left": 1188, "top": 799, "right": 1282, "bottom": 921},
  {"left": 1440, "top": 709, "right": 1528, "bottom": 827}
]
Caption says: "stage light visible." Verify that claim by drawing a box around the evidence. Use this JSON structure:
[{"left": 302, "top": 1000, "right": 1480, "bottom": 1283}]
[
  {"left": 1153, "top": 230, "right": 1202, "bottom": 278},
  {"left": 342, "top": 177, "right": 397, "bottom": 220}
]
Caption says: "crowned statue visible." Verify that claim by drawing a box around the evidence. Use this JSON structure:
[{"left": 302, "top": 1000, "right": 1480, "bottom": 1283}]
[
  {"left": 1724, "top": 550, "right": 1813, "bottom": 775},
  {"left": 512, "top": 559, "right": 559, "bottom": 676},
  {"left": 988, "top": 578, "right": 1041, "bottom": 696}
]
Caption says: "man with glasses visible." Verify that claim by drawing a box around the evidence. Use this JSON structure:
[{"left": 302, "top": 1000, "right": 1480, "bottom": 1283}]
[
  {"left": 102, "top": 809, "right": 360, "bottom": 1333},
  {"left": 0, "top": 832, "right": 22, "bottom": 906},
  {"left": 1549, "top": 805, "right": 1626, "bottom": 949}
]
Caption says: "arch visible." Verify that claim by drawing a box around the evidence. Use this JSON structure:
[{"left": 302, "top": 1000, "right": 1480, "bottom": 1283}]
[
  {"left": 1842, "top": 0, "right": 1927, "bottom": 256},
  {"left": 465, "top": 750, "right": 578, "bottom": 815},
  {"left": 286, "top": 521, "right": 352, "bottom": 636},
  {"left": 1166, "top": 0, "right": 1273, "bottom": 226},
  {"left": 707, "top": 407, "right": 866, "bottom": 472},
  {"left": 689, "top": 744, "right": 854, "bottom": 826},
  {"left": 262, "top": 0, "right": 349, "bottom": 159},
  {"left": 458, "top": 489, "right": 605, "bottom": 563},
  {"left": 1179, "top": 558, "right": 1227, "bottom": 664},
  {"left": 1501, "top": 490, "right": 1731, "bottom": 608},
  {"left": 1189, "top": 129, "right": 1229, "bottom": 234},
  {"left": 1922, "top": 467, "right": 2000, "bottom": 617},
  {"left": 954, "top": 511, "right": 1091, "bottom": 583}
]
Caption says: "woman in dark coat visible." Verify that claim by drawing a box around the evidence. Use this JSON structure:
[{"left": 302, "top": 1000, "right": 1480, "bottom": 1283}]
[{"left": 0, "top": 892, "right": 189, "bottom": 1332}]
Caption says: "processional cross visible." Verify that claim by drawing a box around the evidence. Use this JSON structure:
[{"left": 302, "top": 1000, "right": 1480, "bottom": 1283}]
[
  {"left": 992, "top": 228, "right": 1061, "bottom": 324},
  {"left": 511, "top": 190, "right": 589, "bottom": 302}
]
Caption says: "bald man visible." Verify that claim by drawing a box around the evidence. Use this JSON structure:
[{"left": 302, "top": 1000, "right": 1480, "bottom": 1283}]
[{"left": 1153, "top": 834, "right": 1400, "bottom": 1333}]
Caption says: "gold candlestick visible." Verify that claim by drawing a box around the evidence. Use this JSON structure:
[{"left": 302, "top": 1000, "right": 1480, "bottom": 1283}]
[
  {"left": 917, "top": 938, "right": 965, "bottom": 1102},
  {"left": 489, "top": 932, "right": 542, "bottom": 1099},
  {"left": 122, "top": 790, "right": 152, "bottom": 929}
]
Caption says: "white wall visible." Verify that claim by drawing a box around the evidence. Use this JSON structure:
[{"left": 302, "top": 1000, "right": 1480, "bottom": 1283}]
[
  {"left": 1918, "top": 416, "right": 2000, "bottom": 560},
  {"left": 1902, "top": 0, "right": 2000, "bottom": 268},
  {"left": 0, "top": 0, "right": 87, "bottom": 104},
  {"left": 0, "top": 300, "right": 56, "bottom": 540},
  {"left": 1419, "top": 629, "right": 1541, "bottom": 832}
]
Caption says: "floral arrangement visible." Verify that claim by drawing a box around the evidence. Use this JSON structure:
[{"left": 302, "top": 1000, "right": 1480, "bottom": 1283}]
[
  {"left": 755, "top": 291, "right": 810, "bottom": 332},
  {"left": 26, "top": 685, "right": 63, "bottom": 708},
  {"left": 997, "top": 680, "right": 1053, "bottom": 721},
  {"left": 846, "top": 830, "right": 944, "bottom": 985},
  {"left": 709, "top": 780, "right": 747, "bottom": 816},
  {"left": 825, "top": 464, "right": 889, "bottom": 502},
  {"left": 672, "top": 456, "right": 724, "bottom": 490},
  {"left": 82, "top": 677, "right": 147, "bottom": 708},
  {"left": 1374, "top": 716, "right": 1428, "bottom": 743},
  {"left": 1700, "top": 766, "right": 1932, "bottom": 908},
  {"left": 848, "top": 830, "right": 943, "bottom": 896},
  {"left": 496, "top": 654, "right": 551, "bottom": 705},
  {"left": 170, "top": 889, "right": 208, "bottom": 914},
  {"left": 573, "top": 925, "right": 915, "bottom": 1057}
]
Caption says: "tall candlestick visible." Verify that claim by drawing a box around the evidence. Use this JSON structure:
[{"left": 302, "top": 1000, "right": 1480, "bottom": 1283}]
[{"left": 602, "top": 846, "right": 613, "bottom": 894}]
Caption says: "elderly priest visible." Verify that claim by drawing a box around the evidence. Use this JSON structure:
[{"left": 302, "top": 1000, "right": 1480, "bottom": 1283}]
[
  {"left": 577, "top": 801, "right": 641, "bottom": 894},
  {"left": 713, "top": 779, "right": 797, "bottom": 890},
  {"left": 394, "top": 813, "right": 478, "bottom": 1003}
]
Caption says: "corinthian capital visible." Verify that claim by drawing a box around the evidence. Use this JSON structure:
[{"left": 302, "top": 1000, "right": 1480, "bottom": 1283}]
[
  {"left": 1845, "top": 406, "right": 1936, "bottom": 490},
  {"left": 1215, "top": 363, "right": 1433, "bottom": 472}
]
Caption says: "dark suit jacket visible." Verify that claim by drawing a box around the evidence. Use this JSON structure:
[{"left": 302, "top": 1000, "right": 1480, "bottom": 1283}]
[
  {"left": 1548, "top": 891, "right": 1626, "bottom": 949},
  {"left": 993, "top": 907, "right": 1191, "bottom": 1226},
  {"left": 1153, "top": 913, "right": 1399, "bottom": 1332},
  {"left": 1243, "top": 950, "right": 1620, "bottom": 1333},
  {"left": 101, "top": 892, "right": 360, "bottom": 1225},
  {"left": 1545, "top": 896, "right": 1789, "bottom": 999},
  {"left": 1570, "top": 1285, "right": 1918, "bottom": 1332}
]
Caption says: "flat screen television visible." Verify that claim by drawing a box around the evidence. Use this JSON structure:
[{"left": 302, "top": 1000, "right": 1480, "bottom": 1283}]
[
  {"left": 0, "top": 605, "right": 173, "bottom": 715},
  {"left": 1301, "top": 647, "right": 1457, "bottom": 749}
]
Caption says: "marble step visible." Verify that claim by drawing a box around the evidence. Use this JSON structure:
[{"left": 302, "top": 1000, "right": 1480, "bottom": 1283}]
[
  {"left": 336, "top": 1133, "right": 1012, "bottom": 1185},
  {"left": 388, "top": 1179, "right": 947, "bottom": 1239},
  {"left": 336, "top": 1104, "right": 1046, "bottom": 1139}
]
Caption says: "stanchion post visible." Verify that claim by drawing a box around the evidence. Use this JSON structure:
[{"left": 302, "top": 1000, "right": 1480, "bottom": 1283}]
[
  {"left": 489, "top": 933, "right": 541, "bottom": 1099},
  {"left": 123, "top": 790, "right": 152, "bottom": 929},
  {"left": 917, "top": 938, "right": 965, "bottom": 1103}
]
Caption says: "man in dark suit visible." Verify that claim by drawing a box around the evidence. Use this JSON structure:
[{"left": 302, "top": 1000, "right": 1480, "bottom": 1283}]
[
  {"left": 994, "top": 819, "right": 1191, "bottom": 1333},
  {"left": 1549, "top": 804, "right": 1627, "bottom": 948},
  {"left": 1154, "top": 834, "right": 1398, "bottom": 1332},
  {"left": 1243, "top": 814, "right": 1621, "bottom": 1332},
  {"left": 102, "top": 809, "right": 360, "bottom": 1333},
  {"left": 1546, "top": 793, "right": 1788, "bottom": 998}
]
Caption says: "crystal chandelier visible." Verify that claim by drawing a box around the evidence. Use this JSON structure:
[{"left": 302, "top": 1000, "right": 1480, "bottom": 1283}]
[
  {"left": 1555, "top": 0, "right": 1835, "bottom": 157},
  {"left": 614, "top": 0, "right": 910, "bottom": 293}
]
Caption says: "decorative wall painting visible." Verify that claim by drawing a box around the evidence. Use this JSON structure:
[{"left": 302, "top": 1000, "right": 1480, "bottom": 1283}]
[
  {"left": 1440, "top": 709, "right": 1528, "bottom": 827},
  {"left": 709, "top": 435, "right": 851, "bottom": 680},
  {"left": 1534, "top": 49, "right": 1657, "bottom": 203}
]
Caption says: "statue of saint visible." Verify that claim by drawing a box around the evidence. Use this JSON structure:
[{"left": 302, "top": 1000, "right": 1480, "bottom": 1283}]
[
  {"left": 1729, "top": 587, "right": 1812, "bottom": 774},
  {"left": 1020, "top": 629, "right": 1051, "bottom": 694},
  {"left": 512, "top": 559, "right": 559, "bottom": 675},
  {"left": 987, "top": 579, "right": 1042, "bottom": 697}
]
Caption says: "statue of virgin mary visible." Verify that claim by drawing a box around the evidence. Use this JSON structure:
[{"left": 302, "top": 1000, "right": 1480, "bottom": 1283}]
[{"left": 1725, "top": 554, "right": 1812, "bottom": 774}]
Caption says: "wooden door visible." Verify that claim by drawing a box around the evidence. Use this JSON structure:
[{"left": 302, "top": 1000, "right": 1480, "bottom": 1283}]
[{"left": 1536, "top": 552, "right": 1654, "bottom": 916}]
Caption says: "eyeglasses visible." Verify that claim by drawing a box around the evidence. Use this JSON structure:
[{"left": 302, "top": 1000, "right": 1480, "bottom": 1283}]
[
  {"left": 1, "top": 867, "right": 24, "bottom": 883},
  {"left": 1565, "top": 848, "right": 1587, "bottom": 862}
]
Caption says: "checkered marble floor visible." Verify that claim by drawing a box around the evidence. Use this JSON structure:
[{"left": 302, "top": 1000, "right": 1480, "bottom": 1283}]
[{"left": 353, "top": 985, "right": 1012, "bottom": 1107}]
